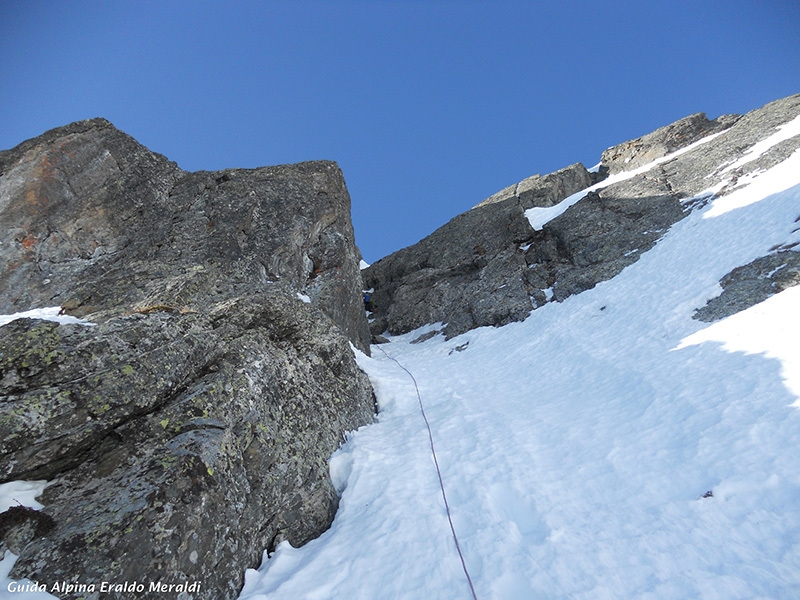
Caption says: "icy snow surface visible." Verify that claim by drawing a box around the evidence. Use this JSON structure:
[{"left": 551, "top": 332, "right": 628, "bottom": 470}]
[
  {"left": 0, "top": 481, "right": 47, "bottom": 514},
  {"left": 240, "top": 150, "right": 800, "bottom": 599}
]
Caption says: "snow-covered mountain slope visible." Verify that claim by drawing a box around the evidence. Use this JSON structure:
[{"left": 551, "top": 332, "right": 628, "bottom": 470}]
[
  {"left": 238, "top": 133, "right": 800, "bottom": 598},
  {"left": 3, "top": 99, "right": 800, "bottom": 600}
]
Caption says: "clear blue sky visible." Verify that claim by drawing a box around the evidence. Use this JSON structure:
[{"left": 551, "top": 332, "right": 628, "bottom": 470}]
[{"left": 1, "top": 1, "right": 798, "bottom": 262}]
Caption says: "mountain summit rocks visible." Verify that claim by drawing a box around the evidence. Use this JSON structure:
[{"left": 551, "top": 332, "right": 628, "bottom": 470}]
[
  {"left": 599, "top": 111, "right": 739, "bottom": 175},
  {"left": 364, "top": 94, "right": 800, "bottom": 340},
  {"left": 0, "top": 118, "right": 370, "bottom": 352},
  {"left": 0, "top": 120, "right": 375, "bottom": 598}
]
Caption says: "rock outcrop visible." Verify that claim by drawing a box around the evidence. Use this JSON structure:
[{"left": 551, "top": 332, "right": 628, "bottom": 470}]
[
  {"left": 365, "top": 93, "right": 800, "bottom": 339},
  {"left": 694, "top": 250, "right": 800, "bottom": 322},
  {"left": 4, "top": 93, "right": 800, "bottom": 598},
  {"left": 0, "top": 120, "right": 375, "bottom": 598},
  {"left": 599, "top": 111, "right": 738, "bottom": 175},
  {"left": 363, "top": 163, "right": 593, "bottom": 339},
  {"left": 0, "top": 118, "right": 370, "bottom": 352}
]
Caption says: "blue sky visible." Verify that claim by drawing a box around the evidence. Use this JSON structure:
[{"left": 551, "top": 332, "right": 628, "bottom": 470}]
[{"left": 1, "top": 1, "right": 798, "bottom": 262}]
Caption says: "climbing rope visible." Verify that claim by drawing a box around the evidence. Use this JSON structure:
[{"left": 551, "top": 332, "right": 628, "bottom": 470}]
[{"left": 375, "top": 344, "right": 478, "bottom": 600}]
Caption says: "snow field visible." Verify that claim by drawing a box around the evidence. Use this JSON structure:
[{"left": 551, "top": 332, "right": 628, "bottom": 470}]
[
  {"left": 0, "top": 307, "right": 91, "bottom": 328},
  {"left": 0, "top": 482, "right": 47, "bottom": 514}
]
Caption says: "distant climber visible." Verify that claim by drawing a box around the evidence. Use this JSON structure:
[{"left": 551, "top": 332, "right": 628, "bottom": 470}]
[{"left": 364, "top": 292, "right": 375, "bottom": 313}]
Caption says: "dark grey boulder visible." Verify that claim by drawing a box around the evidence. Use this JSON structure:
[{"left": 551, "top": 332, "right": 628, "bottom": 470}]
[
  {"left": 694, "top": 250, "right": 800, "bottom": 322},
  {"left": 1, "top": 294, "right": 375, "bottom": 599},
  {"left": 0, "top": 120, "right": 375, "bottom": 598}
]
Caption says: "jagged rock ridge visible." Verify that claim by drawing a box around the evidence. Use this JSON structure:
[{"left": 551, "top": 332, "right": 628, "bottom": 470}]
[
  {"left": 0, "top": 120, "right": 375, "bottom": 599},
  {"left": 365, "top": 94, "right": 800, "bottom": 340},
  {"left": 363, "top": 163, "right": 594, "bottom": 339}
]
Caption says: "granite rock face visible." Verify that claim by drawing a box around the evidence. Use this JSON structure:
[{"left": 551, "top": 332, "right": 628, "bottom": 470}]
[
  {"left": 0, "top": 120, "right": 375, "bottom": 598},
  {"left": 365, "top": 93, "right": 800, "bottom": 339},
  {"left": 363, "top": 163, "right": 593, "bottom": 339},
  {"left": 0, "top": 118, "right": 370, "bottom": 352}
]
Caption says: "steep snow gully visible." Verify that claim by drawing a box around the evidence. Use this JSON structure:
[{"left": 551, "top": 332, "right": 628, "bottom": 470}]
[
  {"left": 372, "top": 344, "right": 479, "bottom": 600},
  {"left": 3, "top": 108, "right": 800, "bottom": 599},
  {"left": 238, "top": 133, "right": 800, "bottom": 599}
]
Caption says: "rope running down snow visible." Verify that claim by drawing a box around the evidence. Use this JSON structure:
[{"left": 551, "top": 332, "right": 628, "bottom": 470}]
[{"left": 375, "top": 344, "right": 478, "bottom": 600}]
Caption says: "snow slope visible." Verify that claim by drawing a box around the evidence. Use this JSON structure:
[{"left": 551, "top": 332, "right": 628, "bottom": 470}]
[{"left": 239, "top": 149, "right": 800, "bottom": 599}]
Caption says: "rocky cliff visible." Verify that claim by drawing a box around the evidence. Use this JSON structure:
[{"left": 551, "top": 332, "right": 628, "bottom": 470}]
[
  {"left": 0, "top": 118, "right": 370, "bottom": 351},
  {"left": 364, "top": 94, "right": 800, "bottom": 340},
  {"left": 0, "top": 120, "right": 375, "bottom": 598}
]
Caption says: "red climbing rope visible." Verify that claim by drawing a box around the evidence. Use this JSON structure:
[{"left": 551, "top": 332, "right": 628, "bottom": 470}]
[{"left": 375, "top": 345, "right": 479, "bottom": 600}]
